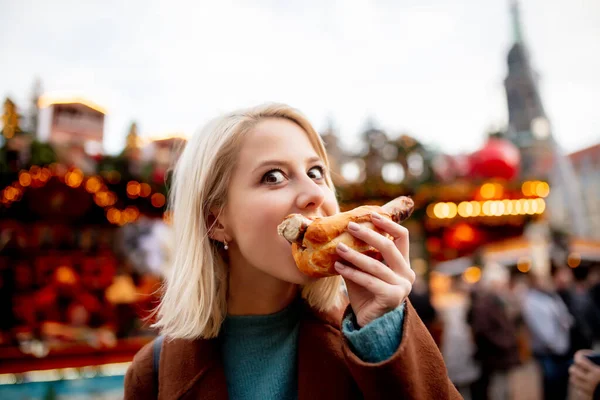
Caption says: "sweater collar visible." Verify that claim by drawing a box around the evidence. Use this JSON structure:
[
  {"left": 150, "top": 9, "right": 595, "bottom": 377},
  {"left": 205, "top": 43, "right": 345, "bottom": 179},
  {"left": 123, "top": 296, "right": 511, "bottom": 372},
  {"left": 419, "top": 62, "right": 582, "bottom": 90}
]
[{"left": 221, "top": 296, "right": 302, "bottom": 337}]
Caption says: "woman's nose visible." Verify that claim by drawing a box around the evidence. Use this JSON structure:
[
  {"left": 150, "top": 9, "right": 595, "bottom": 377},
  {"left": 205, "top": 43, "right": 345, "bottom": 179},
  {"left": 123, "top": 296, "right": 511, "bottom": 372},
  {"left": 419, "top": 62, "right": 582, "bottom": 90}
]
[{"left": 295, "top": 177, "right": 325, "bottom": 210}]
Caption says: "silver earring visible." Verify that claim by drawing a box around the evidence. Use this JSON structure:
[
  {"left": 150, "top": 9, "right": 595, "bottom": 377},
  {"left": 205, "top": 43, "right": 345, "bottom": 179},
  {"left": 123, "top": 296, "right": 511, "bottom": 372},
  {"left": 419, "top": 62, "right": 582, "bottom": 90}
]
[{"left": 224, "top": 240, "right": 229, "bottom": 250}]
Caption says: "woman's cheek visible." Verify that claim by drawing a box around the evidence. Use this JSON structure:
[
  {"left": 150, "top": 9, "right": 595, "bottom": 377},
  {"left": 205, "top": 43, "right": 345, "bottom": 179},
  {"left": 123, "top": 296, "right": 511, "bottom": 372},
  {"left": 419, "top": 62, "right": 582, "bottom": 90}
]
[{"left": 235, "top": 209, "right": 282, "bottom": 252}]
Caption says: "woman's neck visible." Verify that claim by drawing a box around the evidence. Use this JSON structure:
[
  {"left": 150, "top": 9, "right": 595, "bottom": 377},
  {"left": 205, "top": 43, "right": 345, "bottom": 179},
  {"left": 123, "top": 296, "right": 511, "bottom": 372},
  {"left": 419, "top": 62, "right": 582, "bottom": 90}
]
[{"left": 227, "top": 259, "right": 300, "bottom": 316}]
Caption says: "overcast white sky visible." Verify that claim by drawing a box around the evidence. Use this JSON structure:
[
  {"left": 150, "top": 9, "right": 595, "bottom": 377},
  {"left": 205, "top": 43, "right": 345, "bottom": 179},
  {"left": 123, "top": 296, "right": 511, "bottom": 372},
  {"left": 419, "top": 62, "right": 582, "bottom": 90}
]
[{"left": 1, "top": 0, "right": 599, "bottom": 155}]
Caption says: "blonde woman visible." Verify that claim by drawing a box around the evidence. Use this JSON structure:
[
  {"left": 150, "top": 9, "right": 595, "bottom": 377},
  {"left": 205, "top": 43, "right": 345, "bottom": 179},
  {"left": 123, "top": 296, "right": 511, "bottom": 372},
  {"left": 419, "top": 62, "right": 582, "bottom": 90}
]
[{"left": 124, "top": 104, "right": 459, "bottom": 399}]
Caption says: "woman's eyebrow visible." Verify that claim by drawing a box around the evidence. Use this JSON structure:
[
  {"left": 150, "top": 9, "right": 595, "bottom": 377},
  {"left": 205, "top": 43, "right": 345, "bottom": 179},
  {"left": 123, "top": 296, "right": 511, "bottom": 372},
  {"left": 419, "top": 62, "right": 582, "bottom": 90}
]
[{"left": 252, "top": 156, "right": 322, "bottom": 173}]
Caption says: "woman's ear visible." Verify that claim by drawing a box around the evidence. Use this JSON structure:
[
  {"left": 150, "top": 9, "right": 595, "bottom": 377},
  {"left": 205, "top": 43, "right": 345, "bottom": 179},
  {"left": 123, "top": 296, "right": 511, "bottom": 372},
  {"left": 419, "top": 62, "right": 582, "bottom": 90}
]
[{"left": 207, "top": 207, "right": 231, "bottom": 243}]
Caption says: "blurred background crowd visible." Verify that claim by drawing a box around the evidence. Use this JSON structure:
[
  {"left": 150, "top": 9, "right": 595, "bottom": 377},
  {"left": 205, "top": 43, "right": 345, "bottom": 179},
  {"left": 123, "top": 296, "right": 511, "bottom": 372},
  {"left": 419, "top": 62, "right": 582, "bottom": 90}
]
[{"left": 1, "top": 0, "right": 599, "bottom": 398}]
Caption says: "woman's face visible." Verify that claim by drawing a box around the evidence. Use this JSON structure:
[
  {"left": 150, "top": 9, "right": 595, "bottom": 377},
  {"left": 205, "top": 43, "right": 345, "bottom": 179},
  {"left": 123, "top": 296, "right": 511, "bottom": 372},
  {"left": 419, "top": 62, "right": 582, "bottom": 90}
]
[{"left": 222, "top": 118, "right": 338, "bottom": 285}]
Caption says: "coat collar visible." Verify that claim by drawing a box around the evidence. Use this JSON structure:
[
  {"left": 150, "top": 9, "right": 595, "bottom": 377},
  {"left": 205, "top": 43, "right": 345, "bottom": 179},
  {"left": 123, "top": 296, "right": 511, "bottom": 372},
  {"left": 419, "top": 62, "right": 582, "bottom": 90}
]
[
  {"left": 159, "top": 337, "right": 226, "bottom": 400},
  {"left": 158, "top": 297, "right": 349, "bottom": 400}
]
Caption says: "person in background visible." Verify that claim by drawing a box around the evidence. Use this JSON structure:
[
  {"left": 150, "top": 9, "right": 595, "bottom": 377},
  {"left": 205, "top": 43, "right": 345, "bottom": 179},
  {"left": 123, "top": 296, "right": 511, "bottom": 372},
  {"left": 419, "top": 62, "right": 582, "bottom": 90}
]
[
  {"left": 408, "top": 274, "right": 442, "bottom": 347},
  {"left": 588, "top": 263, "right": 600, "bottom": 313},
  {"left": 554, "top": 265, "right": 600, "bottom": 356},
  {"left": 437, "top": 276, "right": 481, "bottom": 399},
  {"left": 522, "top": 272, "right": 573, "bottom": 400},
  {"left": 506, "top": 271, "right": 532, "bottom": 363},
  {"left": 468, "top": 263, "right": 520, "bottom": 400}
]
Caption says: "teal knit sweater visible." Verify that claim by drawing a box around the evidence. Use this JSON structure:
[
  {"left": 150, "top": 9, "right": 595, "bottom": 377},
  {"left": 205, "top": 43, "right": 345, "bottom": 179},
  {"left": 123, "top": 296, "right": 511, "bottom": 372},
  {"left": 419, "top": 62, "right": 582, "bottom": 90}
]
[{"left": 219, "top": 299, "right": 405, "bottom": 400}]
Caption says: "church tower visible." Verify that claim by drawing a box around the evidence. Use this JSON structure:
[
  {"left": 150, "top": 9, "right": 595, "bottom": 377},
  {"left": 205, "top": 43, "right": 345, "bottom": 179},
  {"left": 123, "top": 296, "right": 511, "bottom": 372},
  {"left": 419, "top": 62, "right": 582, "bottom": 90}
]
[
  {"left": 503, "top": 0, "right": 588, "bottom": 236},
  {"left": 504, "top": 1, "right": 546, "bottom": 135},
  {"left": 503, "top": 0, "right": 554, "bottom": 179}
]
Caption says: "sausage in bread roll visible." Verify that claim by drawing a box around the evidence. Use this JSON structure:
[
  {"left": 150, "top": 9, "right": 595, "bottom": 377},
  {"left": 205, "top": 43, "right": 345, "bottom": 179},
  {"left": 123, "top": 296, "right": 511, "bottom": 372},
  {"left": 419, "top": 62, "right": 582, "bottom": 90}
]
[{"left": 277, "top": 196, "right": 414, "bottom": 278}]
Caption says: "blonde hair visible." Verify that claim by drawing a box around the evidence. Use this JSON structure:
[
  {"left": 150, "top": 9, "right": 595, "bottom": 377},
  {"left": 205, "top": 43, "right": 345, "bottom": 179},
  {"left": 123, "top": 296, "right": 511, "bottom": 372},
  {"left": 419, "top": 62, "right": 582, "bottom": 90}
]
[{"left": 153, "top": 103, "right": 344, "bottom": 339}]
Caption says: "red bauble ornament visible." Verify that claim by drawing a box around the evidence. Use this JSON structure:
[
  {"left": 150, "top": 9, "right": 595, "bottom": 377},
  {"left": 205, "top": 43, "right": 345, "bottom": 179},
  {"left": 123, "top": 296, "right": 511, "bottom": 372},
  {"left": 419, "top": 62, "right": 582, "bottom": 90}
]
[
  {"left": 444, "top": 223, "right": 481, "bottom": 250},
  {"left": 469, "top": 138, "right": 520, "bottom": 181},
  {"left": 152, "top": 167, "right": 166, "bottom": 185}
]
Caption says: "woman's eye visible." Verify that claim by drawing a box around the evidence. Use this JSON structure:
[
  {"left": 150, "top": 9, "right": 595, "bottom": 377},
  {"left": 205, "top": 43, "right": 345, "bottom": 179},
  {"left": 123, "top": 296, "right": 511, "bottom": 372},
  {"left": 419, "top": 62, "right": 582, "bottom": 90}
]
[
  {"left": 261, "top": 170, "right": 286, "bottom": 185},
  {"left": 308, "top": 166, "right": 325, "bottom": 180}
]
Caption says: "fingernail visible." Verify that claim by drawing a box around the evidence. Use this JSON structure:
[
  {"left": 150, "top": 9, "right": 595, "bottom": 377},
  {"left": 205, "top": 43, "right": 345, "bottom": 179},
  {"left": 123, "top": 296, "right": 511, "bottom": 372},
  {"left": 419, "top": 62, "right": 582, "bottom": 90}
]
[
  {"left": 335, "top": 262, "right": 345, "bottom": 270},
  {"left": 371, "top": 212, "right": 382, "bottom": 220},
  {"left": 348, "top": 222, "right": 360, "bottom": 231},
  {"left": 337, "top": 242, "right": 349, "bottom": 252}
]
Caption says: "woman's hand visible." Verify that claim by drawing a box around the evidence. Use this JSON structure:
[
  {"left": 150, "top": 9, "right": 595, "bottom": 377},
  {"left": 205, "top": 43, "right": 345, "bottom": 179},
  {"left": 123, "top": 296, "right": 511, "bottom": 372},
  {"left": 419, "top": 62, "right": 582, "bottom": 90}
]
[
  {"left": 335, "top": 212, "right": 415, "bottom": 328},
  {"left": 570, "top": 350, "right": 600, "bottom": 399}
]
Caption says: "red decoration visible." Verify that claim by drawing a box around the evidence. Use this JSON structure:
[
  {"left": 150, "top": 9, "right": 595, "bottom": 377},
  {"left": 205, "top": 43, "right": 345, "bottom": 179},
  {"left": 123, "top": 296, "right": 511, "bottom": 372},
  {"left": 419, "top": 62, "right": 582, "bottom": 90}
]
[
  {"left": 35, "top": 256, "right": 57, "bottom": 287},
  {"left": 13, "top": 294, "right": 37, "bottom": 326},
  {"left": 81, "top": 254, "right": 116, "bottom": 290},
  {"left": 27, "top": 180, "right": 93, "bottom": 220},
  {"left": 469, "top": 138, "right": 520, "bottom": 181},
  {"left": 14, "top": 261, "right": 33, "bottom": 290},
  {"left": 444, "top": 223, "right": 481, "bottom": 250},
  {"left": 152, "top": 167, "right": 166, "bottom": 184},
  {"left": 426, "top": 237, "right": 442, "bottom": 254}
]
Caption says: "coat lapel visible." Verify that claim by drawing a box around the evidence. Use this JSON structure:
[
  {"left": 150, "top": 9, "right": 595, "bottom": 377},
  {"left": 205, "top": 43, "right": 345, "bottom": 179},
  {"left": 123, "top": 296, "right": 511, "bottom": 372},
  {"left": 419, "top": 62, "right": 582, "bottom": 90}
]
[
  {"left": 159, "top": 337, "right": 229, "bottom": 400},
  {"left": 297, "top": 300, "right": 361, "bottom": 400}
]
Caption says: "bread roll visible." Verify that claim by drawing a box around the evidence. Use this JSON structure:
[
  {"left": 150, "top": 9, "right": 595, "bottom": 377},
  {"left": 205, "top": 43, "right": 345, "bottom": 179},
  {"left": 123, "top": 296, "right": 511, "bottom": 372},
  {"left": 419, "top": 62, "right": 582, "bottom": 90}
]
[{"left": 277, "top": 196, "right": 414, "bottom": 278}]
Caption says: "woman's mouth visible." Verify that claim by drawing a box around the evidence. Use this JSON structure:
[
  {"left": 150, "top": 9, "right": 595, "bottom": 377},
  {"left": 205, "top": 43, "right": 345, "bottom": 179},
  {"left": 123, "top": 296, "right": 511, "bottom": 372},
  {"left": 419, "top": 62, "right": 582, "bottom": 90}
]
[{"left": 277, "top": 214, "right": 316, "bottom": 247}]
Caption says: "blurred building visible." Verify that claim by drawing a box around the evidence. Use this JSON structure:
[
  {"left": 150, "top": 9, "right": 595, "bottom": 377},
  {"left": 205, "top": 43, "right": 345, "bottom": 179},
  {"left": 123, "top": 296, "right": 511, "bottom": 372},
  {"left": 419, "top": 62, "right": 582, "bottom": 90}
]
[
  {"left": 568, "top": 144, "right": 600, "bottom": 239},
  {"left": 320, "top": 120, "right": 346, "bottom": 186},
  {"left": 37, "top": 96, "right": 105, "bottom": 154},
  {"left": 36, "top": 96, "right": 106, "bottom": 174},
  {"left": 145, "top": 136, "right": 186, "bottom": 164},
  {"left": 504, "top": 1, "right": 587, "bottom": 237},
  {"left": 141, "top": 134, "right": 187, "bottom": 167},
  {"left": 21, "top": 79, "right": 42, "bottom": 136}
]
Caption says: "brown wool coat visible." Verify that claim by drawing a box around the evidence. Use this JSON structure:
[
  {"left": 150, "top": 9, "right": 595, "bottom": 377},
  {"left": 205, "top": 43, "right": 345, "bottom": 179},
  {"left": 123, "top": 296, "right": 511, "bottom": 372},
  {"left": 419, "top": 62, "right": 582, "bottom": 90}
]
[{"left": 124, "top": 299, "right": 462, "bottom": 400}]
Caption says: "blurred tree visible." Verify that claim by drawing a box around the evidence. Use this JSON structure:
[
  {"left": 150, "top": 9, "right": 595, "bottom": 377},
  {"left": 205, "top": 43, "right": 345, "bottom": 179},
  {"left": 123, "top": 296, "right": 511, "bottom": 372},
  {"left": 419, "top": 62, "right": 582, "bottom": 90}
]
[
  {"left": 1, "top": 98, "right": 22, "bottom": 139},
  {"left": 30, "top": 139, "right": 57, "bottom": 166},
  {"left": 122, "top": 122, "right": 141, "bottom": 157},
  {"left": 1, "top": 98, "right": 35, "bottom": 174},
  {"left": 27, "top": 78, "right": 42, "bottom": 135}
]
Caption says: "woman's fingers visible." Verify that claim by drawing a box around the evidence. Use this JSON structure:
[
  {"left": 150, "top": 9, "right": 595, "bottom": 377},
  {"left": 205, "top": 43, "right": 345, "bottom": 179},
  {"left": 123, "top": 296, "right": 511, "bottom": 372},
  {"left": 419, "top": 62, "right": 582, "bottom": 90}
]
[
  {"left": 334, "top": 261, "right": 389, "bottom": 294},
  {"left": 370, "top": 212, "right": 410, "bottom": 261},
  {"left": 336, "top": 242, "right": 400, "bottom": 285},
  {"left": 346, "top": 220, "right": 414, "bottom": 282}
]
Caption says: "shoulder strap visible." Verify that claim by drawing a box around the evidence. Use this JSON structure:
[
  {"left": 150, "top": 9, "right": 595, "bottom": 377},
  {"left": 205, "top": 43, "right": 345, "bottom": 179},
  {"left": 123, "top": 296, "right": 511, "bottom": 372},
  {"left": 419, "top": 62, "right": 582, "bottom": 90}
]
[{"left": 152, "top": 335, "right": 165, "bottom": 392}]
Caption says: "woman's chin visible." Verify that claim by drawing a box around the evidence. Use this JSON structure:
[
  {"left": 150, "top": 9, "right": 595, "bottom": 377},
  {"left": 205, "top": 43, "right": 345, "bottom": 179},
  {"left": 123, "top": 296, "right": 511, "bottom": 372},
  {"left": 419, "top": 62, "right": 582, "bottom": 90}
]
[
  {"left": 284, "top": 263, "right": 318, "bottom": 285},
  {"left": 297, "top": 273, "right": 319, "bottom": 285}
]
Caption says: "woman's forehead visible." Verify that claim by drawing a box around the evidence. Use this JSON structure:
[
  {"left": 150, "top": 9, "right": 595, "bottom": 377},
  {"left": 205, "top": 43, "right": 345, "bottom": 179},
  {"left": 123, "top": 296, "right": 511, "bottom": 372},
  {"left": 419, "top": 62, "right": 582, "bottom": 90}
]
[{"left": 239, "top": 119, "right": 320, "bottom": 160}]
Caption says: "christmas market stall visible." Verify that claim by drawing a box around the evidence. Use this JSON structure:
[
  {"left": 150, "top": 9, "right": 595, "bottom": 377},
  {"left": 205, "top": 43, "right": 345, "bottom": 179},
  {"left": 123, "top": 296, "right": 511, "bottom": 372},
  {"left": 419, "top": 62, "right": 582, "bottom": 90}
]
[{"left": 0, "top": 98, "right": 176, "bottom": 375}]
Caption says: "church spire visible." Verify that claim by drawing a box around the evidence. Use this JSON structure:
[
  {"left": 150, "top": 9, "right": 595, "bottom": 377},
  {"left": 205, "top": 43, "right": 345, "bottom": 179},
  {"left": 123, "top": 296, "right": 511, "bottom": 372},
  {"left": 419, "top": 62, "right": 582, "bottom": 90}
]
[
  {"left": 510, "top": 0, "right": 524, "bottom": 44},
  {"left": 504, "top": 0, "right": 546, "bottom": 135}
]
